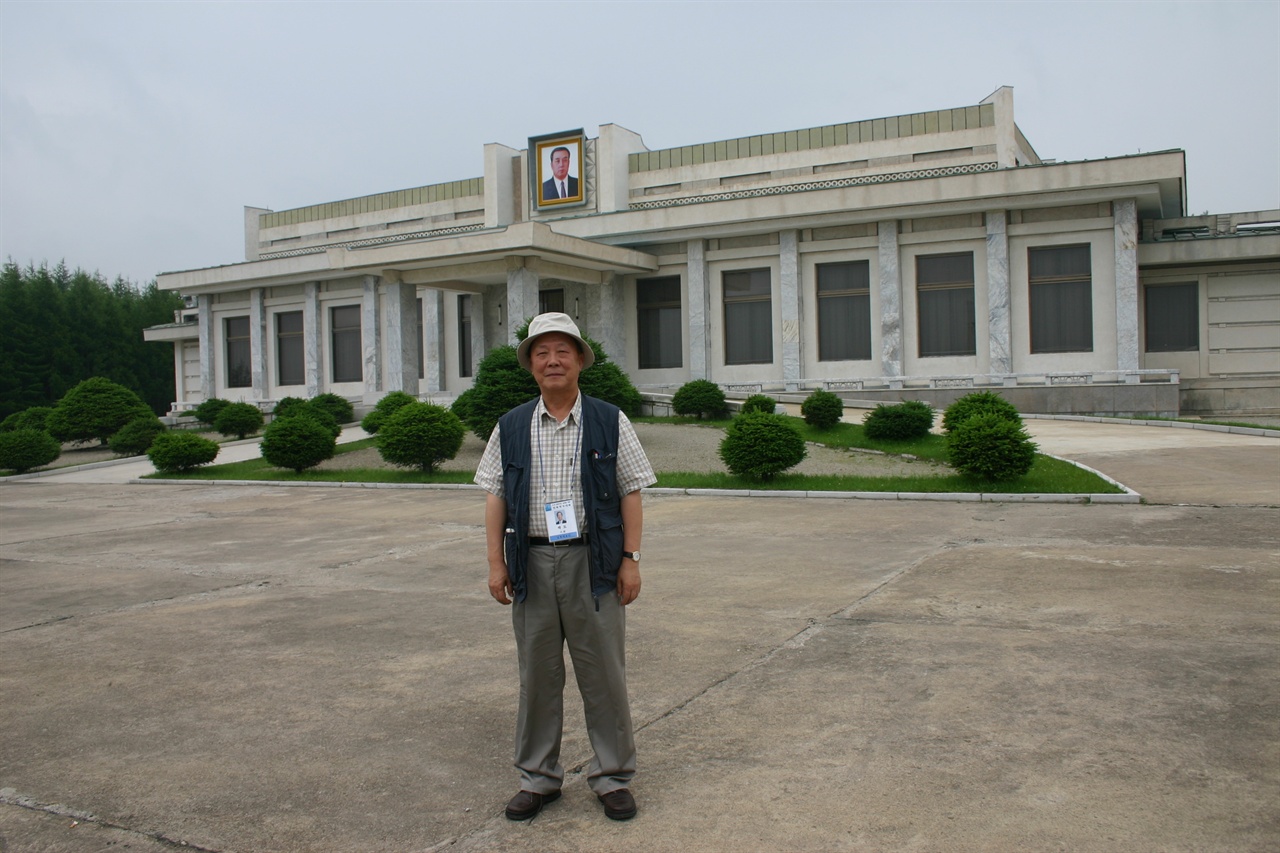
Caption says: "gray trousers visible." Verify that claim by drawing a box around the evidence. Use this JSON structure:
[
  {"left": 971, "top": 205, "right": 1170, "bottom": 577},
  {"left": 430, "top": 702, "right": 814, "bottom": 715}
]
[{"left": 512, "top": 543, "right": 635, "bottom": 795}]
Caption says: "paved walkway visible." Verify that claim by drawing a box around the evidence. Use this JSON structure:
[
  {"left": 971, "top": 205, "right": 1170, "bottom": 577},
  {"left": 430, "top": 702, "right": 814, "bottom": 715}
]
[{"left": 1, "top": 417, "right": 1277, "bottom": 852}]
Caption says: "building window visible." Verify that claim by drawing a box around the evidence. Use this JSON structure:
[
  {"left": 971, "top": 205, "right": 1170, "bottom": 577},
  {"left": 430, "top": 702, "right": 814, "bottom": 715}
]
[
  {"left": 816, "top": 261, "right": 872, "bottom": 361},
  {"left": 1145, "top": 282, "right": 1199, "bottom": 352},
  {"left": 331, "top": 304, "right": 362, "bottom": 383},
  {"left": 225, "top": 316, "right": 251, "bottom": 388},
  {"left": 916, "top": 253, "right": 976, "bottom": 357},
  {"left": 637, "top": 276, "right": 682, "bottom": 369},
  {"left": 539, "top": 289, "right": 564, "bottom": 315},
  {"left": 275, "top": 311, "right": 303, "bottom": 386},
  {"left": 1029, "top": 245, "right": 1093, "bottom": 353},
  {"left": 723, "top": 268, "right": 773, "bottom": 365},
  {"left": 458, "top": 295, "right": 473, "bottom": 378},
  {"left": 416, "top": 298, "right": 425, "bottom": 380}
]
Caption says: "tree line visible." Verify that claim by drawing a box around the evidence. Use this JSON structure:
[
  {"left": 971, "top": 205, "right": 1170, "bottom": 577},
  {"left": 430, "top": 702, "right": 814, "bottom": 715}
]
[{"left": 0, "top": 260, "right": 184, "bottom": 420}]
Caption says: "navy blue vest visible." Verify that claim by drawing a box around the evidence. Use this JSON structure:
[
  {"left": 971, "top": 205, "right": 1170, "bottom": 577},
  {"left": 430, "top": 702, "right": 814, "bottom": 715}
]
[{"left": 498, "top": 395, "right": 623, "bottom": 604}]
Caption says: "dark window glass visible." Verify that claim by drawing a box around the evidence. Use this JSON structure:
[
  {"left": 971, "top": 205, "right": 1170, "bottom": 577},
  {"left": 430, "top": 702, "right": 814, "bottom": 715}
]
[
  {"left": 1145, "top": 282, "right": 1199, "bottom": 352},
  {"left": 225, "top": 316, "right": 251, "bottom": 388},
  {"left": 637, "top": 276, "right": 682, "bottom": 369},
  {"left": 457, "top": 295, "right": 473, "bottom": 378},
  {"left": 817, "top": 261, "right": 872, "bottom": 361},
  {"left": 917, "top": 253, "right": 976, "bottom": 357},
  {"left": 275, "top": 311, "right": 303, "bottom": 386},
  {"left": 1029, "top": 245, "right": 1093, "bottom": 353},
  {"left": 723, "top": 269, "right": 772, "bottom": 365},
  {"left": 416, "top": 298, "right": 425, "bottom": 380},
  {"left": 331, "top": 305, "right": 362, "bottom": 383},
  {"left": 539, "top": 289, "right": 564, "bottom": 315}
]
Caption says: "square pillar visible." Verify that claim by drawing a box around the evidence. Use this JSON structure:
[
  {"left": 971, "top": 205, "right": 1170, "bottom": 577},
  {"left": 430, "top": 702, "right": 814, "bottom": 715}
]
[
  {"left": 362, "top": 275, "right": 382, "bottom": 402},
  {"left": 249, "top": 287, "right": 267, "bottom": 400},
  {"left": 687, "top": 239, "right": 710, "bottom": 380},
  {"left": 506, "top": 260, "right": 540, "bottom": 344},
  {"left": 423, "top": 289, "right": 446, "bottom": 394},
  {"left": 779, "top": 229, "right": 802, "bottom": 390},
  {"left": 382, "top": 272, "right": 418, "bottom": 394},
  {"left": 986, "top": 210, "right": 1012, "bottom": 375},
  {"left": 598, "top": 273, "right": 627, "bottom": 364},
  {"left": 878, "top": 220, "right": 902, "bottom": 378},
  {"left": 1114, "top": 199, "right": 1140, "bottom": 371},
  {"left": 197, "top": 294, "right": 214, "bottom": 401},
  {"left": 304, "top": 282, "right": 322, "bottom": 397}
]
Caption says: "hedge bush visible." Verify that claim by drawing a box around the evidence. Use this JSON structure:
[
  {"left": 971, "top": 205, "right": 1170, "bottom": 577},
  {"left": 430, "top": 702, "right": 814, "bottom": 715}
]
[
  {"left": 272, "top": 396, "right": 309, "bottom": 419},
  {"left": 862, "top": 401, "right": 935, "bottom": 441},
  {"left": 310, "top": 393, "right": 355, "bottom": 425},
  {"left": 942, "top": 391, "right": 1021, "bottom": 434},
  {"left": 147, "top": 431, "right": 220, "bottom": 473},
  {"left": 718, "top": 412, "right": 807, "bottom": 481},
  {"left": 214, "top": 402, "right": 264, "bottom": 440},
  {"left": 108, "top": 416, "right": 166, "bottom": 456},
  {"left": 360, "top": 391, "right": 418, "bottom": 435},
  {"left": 672, "top": 380, "right": 726, "bottom": 419},
  {"left": 192, "top": 397, "right": 231, "bottom": 426},
  {"left": 800, "top": 389, "right": 844, "bottom": 430},
  {"left": 0, "top": 429, "right": 62, "bottom": 473},
  {"left": 46, "top": 377, "right": 153, "bottom": 445},
  {"left": 261, "top": 415, "right": 336, "bottom": 473},
  {"left": 376, "top": 402, "right": 465, "bottom": 473},
  {"left": 1, "top": 406, "right": 54, "bottom": 433},
  {"left": 947, "top": 413, "right": 1038, "bottom": 481},
  {"left": 579, "top": 360, "right": 642, "bottom": 418},
  {"left": 740, "top": 394, "right": 778, "bottom": 416}
]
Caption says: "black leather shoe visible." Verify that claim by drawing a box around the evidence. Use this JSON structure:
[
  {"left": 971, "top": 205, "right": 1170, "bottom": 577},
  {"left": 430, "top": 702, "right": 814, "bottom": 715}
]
[
  {"left": 505, "top": 789, "right": 560, "bottom": 820},
  {"left": 597, "top": 788, "right": 637, "bottom": 821}
]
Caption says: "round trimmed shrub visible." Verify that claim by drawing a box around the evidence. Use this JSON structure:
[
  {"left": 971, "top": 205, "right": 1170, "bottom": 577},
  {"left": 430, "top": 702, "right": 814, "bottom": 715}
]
[
  {"left": 579, "top": 359, "right": 642, "bottom": 417},
  {"left": 147, "top": 431, "right": 220, "bottom": 474},
  {"left": 108, "top": 416, "right": 166, "bottom": 456},
  {"left": 0, "top": 429, "right": 62, "bottom": 473},
  {"left": 376, "top": 402, "right": 465, "bottom": 473},
  {"left": 361, "top": 391, "right": 418, "bottom": 435},
  {"left": 862, "top": 401, "right": 935, "bottom": 441},
  {"left": 272, "top": 396, "right": 309, "bottom": 419},
  {"left": 947, "top": 413, "right": 1038, "bottom": 481},
  {"left": 295, "top": 404, "right": 341, "bottom": 439},
  {"left": 800, "top": 389, "right": 844, "bottom": 430},
  {"left": 310, "top": 393, "right": 355, "bottom": 425},
  {"left": 460, "top": 345, "right": 539, "bottom": 441},
  {"left": 672, "top": 380, "right": 726, "bottom": 419},
  {"left": 47, "top": 377, "right": 153, "bottom": 445},
  {"left": 214, "top": 402, "right": 264, "bottom": 440},
  {"left": 942, "top": 391, "right": 1021, "bottom": 434},
  {"left": 740, "top": 394, "right": 778, "bottom": 416},
  {"left": 192, "top": 397, "right": 231, "bottom": 426},
  {"left": 261, "top": 415, "right": 336, "bottom": 473},
  {"left": 718, "top": 412, "right": 807, "bottom": 481},
  {"left": 1, "top": 406, "right": 54, "bottom": 433}
]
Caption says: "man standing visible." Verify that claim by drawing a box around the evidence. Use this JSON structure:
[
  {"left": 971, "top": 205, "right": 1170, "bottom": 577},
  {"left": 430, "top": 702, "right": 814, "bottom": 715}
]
[
  {"left": 475, "top": 312, "right": 655, "bottom": 822},
  {"left": 540, "top": 145, "right": 579, "bottom": 202}
]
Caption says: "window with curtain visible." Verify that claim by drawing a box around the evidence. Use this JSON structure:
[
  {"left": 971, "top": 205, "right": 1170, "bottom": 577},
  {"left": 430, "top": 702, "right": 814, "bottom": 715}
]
[
  {"left": 225, "top": 316, "right": 251, "bottom": 388},
  {"left": 817, "top": 261, "right": 872, "bottom": 361},
  {"left": 457, "top": 295, "right": 473, "bottom": 378},
  {"left": 331, "top": 305, "right": 362, "bottom": 383},
  {"left": 1145, "top": 282, "right": 1199, "bottom": 352},
  {"left": 723, "top": 268, "right": 773, "bottom": 365},
  {"left": 916, "top": 253, "right": 976, "bottom": 357},
  {"left": 637, "top": 276, "right": 683, "bottom": 369},
  {"left": 275, "top": 311, "right": 303, "bottom": 386},
  {"left": 1029, "top": 245, "right": 1093, "bottom": 353}
]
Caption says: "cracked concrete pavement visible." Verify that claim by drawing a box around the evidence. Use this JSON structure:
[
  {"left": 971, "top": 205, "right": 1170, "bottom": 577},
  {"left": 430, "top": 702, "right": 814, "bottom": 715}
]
[{"left": 0, "top": 421, "right": 1277, "bottom": 852}]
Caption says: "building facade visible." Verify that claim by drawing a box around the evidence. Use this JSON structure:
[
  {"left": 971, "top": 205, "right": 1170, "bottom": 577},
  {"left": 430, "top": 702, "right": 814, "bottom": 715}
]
[{"left": 147, "top": 87, "right": 1280, "bottom": 417}]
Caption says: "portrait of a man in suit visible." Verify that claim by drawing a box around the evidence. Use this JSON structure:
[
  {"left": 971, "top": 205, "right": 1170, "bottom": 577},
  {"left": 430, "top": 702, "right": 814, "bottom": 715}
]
[{"left": 541, "top": 145, "right": 579, "bottom": 202}]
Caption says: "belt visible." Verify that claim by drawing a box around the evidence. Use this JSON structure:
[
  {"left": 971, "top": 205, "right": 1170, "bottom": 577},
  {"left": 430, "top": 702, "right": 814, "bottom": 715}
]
[{"left": 528, "top": 536, "right": 587, "bottom": 547}]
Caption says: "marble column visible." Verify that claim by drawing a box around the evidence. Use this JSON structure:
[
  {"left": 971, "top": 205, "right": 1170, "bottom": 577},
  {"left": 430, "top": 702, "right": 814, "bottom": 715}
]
[
  {"left": 597, "top": 273, "right": 627, "bottom": 365},
  {"left": 506, "top": 261, "right": 540, "bottom": 344},
  {"left": 249, "top": 288, "right": 267, "bottom": 399},
  {"left": 986, "top": 211, "right": 1012, "bottom": 375},
  {"left": 877, "top": 220, "right": 902, "bottom": 378},
  {"left": 687, "top": 239, "right": 710, "bottom": 380},
  {"left": 1113, "top": 199, "right": 1140, "bottom": 372},
  {"left": 422, "top": 289, "right": 446, "bottom": 394},
  {"left": 382, "top": 273, "right": 418, "bottom": 395},
  {"left": 779, "top": 230, "right": 802, "bottom": 390},
  {"left": 198, "top": 294, "right": 215, "bottom": 401},
  {"left": 303, "top": 282, "right": 321, "bottom": 397},
  {"left": 361, "top": 276, "right": 382, "bottom": 402}
]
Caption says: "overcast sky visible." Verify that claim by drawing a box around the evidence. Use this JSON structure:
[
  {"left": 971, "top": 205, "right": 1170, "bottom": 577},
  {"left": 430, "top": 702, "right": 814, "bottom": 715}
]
[{"left": 2, "top": 0, "right": 1277, "bottom": 286}]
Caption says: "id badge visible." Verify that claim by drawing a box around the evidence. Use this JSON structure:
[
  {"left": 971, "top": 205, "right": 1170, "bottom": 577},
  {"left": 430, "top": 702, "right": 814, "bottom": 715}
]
[{"left": 545, "top": 499, "right": 580, "bottom": 542}]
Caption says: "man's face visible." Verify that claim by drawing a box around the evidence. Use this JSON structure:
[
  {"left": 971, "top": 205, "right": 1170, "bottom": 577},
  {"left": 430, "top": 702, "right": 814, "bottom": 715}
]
[
  {"left": 529, "top": 332, "right": 583, "bottom": 395},
  {"left": 551, "top": 149, "right": 570, "bottom": 181}
]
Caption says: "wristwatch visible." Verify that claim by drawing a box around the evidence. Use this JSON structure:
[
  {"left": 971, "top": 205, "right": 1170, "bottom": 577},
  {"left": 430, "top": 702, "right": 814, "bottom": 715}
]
[{"left": 623, "top": 550, "right": 641, "bottom": 563}]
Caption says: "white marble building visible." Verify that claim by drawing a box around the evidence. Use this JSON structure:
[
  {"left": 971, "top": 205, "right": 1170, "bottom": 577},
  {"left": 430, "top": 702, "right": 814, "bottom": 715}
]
[{"left": 146, "top": 87, "right": 1280, "bottom": 417}]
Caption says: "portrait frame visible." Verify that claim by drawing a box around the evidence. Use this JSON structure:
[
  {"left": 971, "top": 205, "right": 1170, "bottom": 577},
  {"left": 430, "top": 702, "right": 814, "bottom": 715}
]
[{"left": 530, "top": 129, "right": 585, "bottom": 211}]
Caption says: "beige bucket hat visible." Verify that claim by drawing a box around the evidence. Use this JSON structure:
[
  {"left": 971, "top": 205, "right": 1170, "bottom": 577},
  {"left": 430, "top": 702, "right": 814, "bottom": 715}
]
[{"left": 516, "top": 312, "right": 596, "bottom": 371}]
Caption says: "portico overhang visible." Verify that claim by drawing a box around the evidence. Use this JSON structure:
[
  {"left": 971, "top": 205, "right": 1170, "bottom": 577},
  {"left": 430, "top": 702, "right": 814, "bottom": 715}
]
[{"left": 156, "top": 221, "right": 660, "bottom": 296}]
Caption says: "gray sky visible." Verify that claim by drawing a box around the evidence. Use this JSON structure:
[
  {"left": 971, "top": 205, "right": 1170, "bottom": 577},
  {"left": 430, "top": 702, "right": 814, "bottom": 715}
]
[{"left": 2, "top": 0, "right": 1277, "bottom": 286}]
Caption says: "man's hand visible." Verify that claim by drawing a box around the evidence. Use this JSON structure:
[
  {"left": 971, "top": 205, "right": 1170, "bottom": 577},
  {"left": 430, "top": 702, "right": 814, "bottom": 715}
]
[
  {"left": 616, "top": 560, "right": 641, "bottom": 606},
  {"left": 488, "top": 562, "right": 513, "bottom": 605}
]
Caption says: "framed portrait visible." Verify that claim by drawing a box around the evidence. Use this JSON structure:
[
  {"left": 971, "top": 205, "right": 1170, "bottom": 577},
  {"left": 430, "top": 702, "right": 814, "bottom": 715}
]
[{"left": 530, "top": 130, "right": 585, "bottom": 210}]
